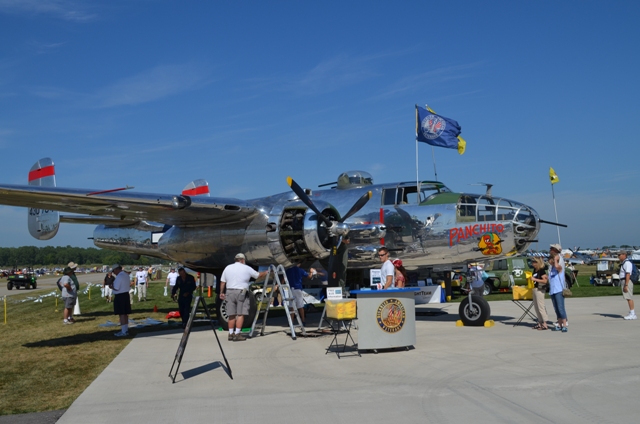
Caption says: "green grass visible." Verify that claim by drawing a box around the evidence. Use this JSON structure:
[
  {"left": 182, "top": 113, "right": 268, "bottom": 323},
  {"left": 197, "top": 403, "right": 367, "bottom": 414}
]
[{"left": 0, "top": 280, "right": 213, "bottom": 416}]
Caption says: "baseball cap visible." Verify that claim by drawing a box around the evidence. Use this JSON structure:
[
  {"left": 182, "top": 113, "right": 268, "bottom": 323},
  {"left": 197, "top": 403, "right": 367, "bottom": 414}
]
[
  {"left": 111, "top": 264, "right": 122, "bottom": 270},
  {"left": 618, "top": 250, "right": 628, "bottom": 256},
  {"left": 550, "top": 243, "right": 562, "bottom": 251},
  {"left": 235, "top": 253, "right": 246, "bottom": 260}
]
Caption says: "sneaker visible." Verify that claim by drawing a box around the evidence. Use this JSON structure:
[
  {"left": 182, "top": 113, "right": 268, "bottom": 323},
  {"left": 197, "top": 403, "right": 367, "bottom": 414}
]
[
  {"left": 114, "top": 331, "right": 129, "bottom": 337},
  {"left": 552, "top": 325, "right": 562, "bottom": 331},
  {"left": 233, "top": 333, "right": 247, "bottom": 341},
  {"left": 561, "top": 327, "right": 568, "bottom": 332},
  {"left": 63, "top": 320, "right": 74, "bottom": 325},
  {"left": 623, "top": 314, "right": 638, "bottom": 320},
  {"left": 228, "top": 334, "right": 234, "bottom": 341}
]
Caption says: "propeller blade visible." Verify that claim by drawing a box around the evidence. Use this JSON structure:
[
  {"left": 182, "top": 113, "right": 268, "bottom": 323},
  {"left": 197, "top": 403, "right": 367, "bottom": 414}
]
[
  {"left": 340, "top": 191, "right": 372, "bottom": 222},
  {"left": 287, "top": 176, "right": 332, "bottom": 227}
]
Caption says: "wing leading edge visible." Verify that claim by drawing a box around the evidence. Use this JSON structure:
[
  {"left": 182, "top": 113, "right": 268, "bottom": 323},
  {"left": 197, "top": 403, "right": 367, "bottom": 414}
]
[{"left": 0, "top": 184, "right": 258, "bottom": 226}]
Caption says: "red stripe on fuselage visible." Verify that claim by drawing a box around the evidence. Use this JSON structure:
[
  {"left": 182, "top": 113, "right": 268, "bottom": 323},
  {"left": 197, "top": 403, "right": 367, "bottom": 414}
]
[
  {"left": 28, "top": 165, "right": 55, "bottom": 182},
  {"left": 182, "top": 186, "right": 209, "bottom": 196}
]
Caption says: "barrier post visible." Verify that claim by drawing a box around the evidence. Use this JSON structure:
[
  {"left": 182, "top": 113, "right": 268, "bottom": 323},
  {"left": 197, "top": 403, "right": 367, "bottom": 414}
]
[
  {"left": 55, "top": 294, "right": 59, "bottom": 312},
  {"left": 3, "top": 295, "right": 6, "bottom": 324}
]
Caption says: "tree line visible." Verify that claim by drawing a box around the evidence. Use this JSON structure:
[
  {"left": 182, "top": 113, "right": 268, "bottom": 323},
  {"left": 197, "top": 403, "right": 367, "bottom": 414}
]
[{"left": 0, "top": 246, "right": 166, "bottom": 268}]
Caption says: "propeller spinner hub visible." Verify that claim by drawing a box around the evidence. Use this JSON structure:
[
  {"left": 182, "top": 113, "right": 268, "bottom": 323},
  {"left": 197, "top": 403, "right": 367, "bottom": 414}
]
[{"left": 331, "top": 222, "right": 350, "bottom": 237}]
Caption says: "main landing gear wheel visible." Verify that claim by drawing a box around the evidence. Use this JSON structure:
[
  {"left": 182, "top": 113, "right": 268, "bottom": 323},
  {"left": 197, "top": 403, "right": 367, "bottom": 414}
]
[
  {"left": 459, "top": 295, "right": 491, "bottom": 326},
  {"left": 215, "top": 292, "right": 258, "bottom": 331}
]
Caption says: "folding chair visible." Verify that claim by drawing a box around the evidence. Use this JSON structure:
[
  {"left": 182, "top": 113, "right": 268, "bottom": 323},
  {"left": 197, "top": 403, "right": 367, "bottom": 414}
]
[{"left": 511, "top": 286, "right": 536, "bottom": 327}]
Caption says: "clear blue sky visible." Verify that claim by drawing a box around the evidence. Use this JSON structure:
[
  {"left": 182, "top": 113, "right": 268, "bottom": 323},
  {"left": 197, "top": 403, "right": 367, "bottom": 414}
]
[{"left": 0, "top": 1, "right": 638, "bottom": 251}]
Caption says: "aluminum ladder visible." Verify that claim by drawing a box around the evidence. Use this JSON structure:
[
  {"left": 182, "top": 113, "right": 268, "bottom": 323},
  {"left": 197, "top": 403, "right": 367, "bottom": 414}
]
[{"left": 249, "top": 264, "right": 306, "bottom": 339}]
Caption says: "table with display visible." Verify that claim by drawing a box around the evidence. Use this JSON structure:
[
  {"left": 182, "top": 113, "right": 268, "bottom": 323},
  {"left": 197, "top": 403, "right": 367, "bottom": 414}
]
[{"left": 350, "top": 288, "right": 420, "bottom": 352}]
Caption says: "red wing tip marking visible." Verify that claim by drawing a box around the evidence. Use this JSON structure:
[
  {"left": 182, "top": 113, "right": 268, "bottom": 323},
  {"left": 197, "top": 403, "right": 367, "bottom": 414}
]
[{"left": 182, "top": 186, "right": 210, "bottom": 196}]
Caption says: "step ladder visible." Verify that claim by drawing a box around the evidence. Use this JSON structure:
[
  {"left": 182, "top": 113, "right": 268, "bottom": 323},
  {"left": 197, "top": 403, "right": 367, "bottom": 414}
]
[{"left": 250, "top": 264, "right": 306, "bottom": 339}]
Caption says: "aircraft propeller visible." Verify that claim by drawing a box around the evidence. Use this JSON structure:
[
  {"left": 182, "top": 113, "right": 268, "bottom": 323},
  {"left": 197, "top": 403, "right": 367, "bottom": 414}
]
[{"left": 287, "top": 176, "right": 372, "bottom": 286}]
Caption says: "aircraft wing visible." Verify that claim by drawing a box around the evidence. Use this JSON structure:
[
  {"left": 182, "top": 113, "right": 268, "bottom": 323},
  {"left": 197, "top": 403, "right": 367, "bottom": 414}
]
[{"left": 0, "top": 184, "right": 258, "bottom": 226}]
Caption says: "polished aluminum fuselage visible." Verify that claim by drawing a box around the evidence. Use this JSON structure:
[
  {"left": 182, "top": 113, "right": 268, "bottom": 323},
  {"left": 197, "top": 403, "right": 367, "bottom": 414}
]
[{"left": 93, "top": 180, "right": 539, "bottom": 273}]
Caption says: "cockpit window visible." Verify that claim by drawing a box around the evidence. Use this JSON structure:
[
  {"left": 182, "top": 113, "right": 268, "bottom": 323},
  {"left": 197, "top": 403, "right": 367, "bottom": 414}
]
[{"left": 383, "top": 183, "right": 452, "bottom": 206}]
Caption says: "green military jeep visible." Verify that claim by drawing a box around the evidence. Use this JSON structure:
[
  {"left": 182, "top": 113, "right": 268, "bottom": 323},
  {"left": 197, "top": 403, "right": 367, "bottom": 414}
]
[
  {"left": 484, "top": 256, "right": 576, "bottom": 295},
  {"left": 483, "top": 256, "right": 533, "bottom": 295}
]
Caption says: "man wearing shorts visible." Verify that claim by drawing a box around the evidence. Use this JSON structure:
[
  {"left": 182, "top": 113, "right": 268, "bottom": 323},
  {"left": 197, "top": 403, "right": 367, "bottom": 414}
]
[
  {"left": 60, "top": 267, "right": 77, "bottom": 325},
  {"left": 285, "top": 262, "right": 316, "bottom": 326},
  {"left": 219, "top": 253, "right": 268, "bottom": 341},
  {"left": 111, "top": 264, "right": 132, "bottom": 337},
  {"left": 618, "top": 251, "right": 636, "bottom": 320}
]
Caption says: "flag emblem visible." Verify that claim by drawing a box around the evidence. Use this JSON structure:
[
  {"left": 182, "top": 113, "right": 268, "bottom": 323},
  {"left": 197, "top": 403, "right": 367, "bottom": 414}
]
[{"left": 420, "top": 114, "right": 447, "bottom": 140}]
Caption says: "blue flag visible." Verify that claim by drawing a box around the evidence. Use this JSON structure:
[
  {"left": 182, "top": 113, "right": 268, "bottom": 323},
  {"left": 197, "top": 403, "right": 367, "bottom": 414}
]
[{"left": 415, "top": 105, "right": 465, "bottom": 154}]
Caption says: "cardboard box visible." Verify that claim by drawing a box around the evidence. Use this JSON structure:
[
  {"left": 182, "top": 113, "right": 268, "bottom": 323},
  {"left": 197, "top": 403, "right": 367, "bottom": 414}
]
[
  {"left": 325, "top": 299, "right": 357, "bottom": 320},
  {"left": 512, "top": 285, "right": 533, "bottom": 300}
]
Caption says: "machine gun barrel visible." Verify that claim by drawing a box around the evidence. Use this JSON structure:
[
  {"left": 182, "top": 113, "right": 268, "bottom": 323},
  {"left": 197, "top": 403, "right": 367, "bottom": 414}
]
[{"left": 538, "top": 219, "right": 568, "bottom": 228}]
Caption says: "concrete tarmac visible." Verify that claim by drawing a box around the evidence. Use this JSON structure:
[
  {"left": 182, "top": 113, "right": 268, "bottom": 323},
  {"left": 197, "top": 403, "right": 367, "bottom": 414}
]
[{"left": 55, "top": 295, "right": 639, "bottom": 424}]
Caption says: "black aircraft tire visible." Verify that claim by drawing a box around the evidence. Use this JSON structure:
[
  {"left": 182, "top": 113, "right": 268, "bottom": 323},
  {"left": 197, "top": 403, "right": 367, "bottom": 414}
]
[
  {"left": 215, "top": 291, "right": 258, "bottom": 331},
  {"left": 459, "top": 295, "right": 491, "bottom": 326},
  {"left": 32, "top": 282, "right": 37, "bottom": 289}
]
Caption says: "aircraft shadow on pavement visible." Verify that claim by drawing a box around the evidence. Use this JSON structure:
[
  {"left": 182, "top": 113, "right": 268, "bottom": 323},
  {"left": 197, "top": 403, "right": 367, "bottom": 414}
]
[
  {"left": 23, "top": 329, "right": 131, "bottom": 348},
  {"left": 179, "top": 361, "right": 228, "bottom": 381}
]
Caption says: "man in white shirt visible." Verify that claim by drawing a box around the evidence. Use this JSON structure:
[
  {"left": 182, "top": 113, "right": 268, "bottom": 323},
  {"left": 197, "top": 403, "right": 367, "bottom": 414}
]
[
  {"left": 618, "top": 251, "right": 636, "bottom": 320},
  {"left": 111, "top": 264, "right": 132, "bottom": 337},
  {"left": 165, "top": 267, "right": 179, "bottom": 297},
  {"left": 135, "top": 267, "right": 148, "bottom": 302},
  {"left": 378, "top": 247, "right": 395, "bottom": 289},
  {"left": 220, "top": 253, "right": 268, "bottom": 341}
]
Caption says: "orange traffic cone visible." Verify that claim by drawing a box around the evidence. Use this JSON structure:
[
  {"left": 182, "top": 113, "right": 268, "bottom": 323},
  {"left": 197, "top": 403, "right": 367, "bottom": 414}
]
[
  {"left": 153, "top": 304, "right": 158, "bottom": 313},
  {"left": 207, "top": 286, "right": 212, "bottom": 298}
]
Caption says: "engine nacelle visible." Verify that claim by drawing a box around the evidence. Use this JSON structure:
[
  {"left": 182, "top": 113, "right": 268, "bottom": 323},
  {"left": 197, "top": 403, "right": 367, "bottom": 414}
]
[{"left": 266, "top": 200, "right": 339, "bottom": 266}]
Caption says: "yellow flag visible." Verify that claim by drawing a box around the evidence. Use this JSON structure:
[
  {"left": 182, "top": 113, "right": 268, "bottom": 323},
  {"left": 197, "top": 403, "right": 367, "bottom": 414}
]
[
  {"left": 549, "top": 167, "right": 559, "bottom": 184},
  {"left": 457, "top": 135, "right": 466, "bottom": 155}
]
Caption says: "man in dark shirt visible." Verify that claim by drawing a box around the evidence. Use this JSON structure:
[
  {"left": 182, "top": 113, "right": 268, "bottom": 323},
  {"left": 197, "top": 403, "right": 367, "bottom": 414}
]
[
  {"left": 103, "top": 270, "right": 115, "bottom": 303},
  {"left": 172, "top": 267, "right": 197, "bottom": 328}
]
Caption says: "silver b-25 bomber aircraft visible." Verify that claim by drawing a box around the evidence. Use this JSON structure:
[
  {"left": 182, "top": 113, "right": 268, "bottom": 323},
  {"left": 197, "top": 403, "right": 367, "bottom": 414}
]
[{"left": 0, "top": 158, "right": 542, "bottom": 325}]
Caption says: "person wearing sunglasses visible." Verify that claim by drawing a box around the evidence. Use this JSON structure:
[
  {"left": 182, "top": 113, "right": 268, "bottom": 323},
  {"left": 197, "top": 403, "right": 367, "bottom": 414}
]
[{"left": 378, "top": 247, "right": 395, "bottom": 289}]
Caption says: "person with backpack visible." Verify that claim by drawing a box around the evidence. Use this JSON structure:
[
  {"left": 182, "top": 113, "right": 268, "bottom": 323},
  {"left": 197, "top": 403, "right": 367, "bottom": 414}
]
[{"left": 618, "top": 251, "right": 636, "bottom": 320}]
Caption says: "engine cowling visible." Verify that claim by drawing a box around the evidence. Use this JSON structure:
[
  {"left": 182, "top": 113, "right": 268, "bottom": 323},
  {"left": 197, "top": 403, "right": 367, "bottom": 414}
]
[{"left": 266, "top": 200, "right": 339, "bottom": 266}]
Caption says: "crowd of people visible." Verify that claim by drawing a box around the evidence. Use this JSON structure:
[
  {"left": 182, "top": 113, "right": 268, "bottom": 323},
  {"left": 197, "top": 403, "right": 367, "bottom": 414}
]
[{"left": 57, "top": 240, "right": 636, "bottom": 339}]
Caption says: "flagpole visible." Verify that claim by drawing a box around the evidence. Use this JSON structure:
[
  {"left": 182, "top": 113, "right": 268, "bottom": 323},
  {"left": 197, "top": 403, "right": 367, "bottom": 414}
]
[
  {"left": 416, "top": 138, "right": 420, "bottom": 195},
  {"left": 551, "top": 183, "right": 561, "bottom": 245},
  {"left": 431, "top": 146, "right": 438, "bottom": 180}
]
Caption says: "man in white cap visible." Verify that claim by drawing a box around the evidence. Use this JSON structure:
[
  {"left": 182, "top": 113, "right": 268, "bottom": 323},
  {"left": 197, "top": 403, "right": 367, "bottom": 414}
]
[
  {"left": 111, "top": 264, "right": 132, "bottom": 337},
  {"left": 617, "top": 250, "right": 636, "bottom": 320},
  {"left": 219, "top": 253, "right": 268, "bottom": 341},
  {"left": 67, "top": 261, "right": 80, "bottom": 293},
  {"left": 135, "top": 266, "right": 148, "bottom": 302}
]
